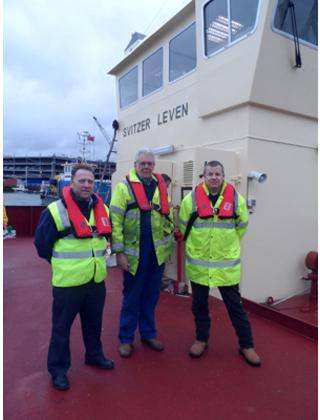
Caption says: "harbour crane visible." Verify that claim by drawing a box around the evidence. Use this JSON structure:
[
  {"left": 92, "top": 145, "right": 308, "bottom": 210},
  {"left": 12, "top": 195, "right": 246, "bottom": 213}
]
[{"left": 93, "top": 116, "right": 112, "bottom": 145}]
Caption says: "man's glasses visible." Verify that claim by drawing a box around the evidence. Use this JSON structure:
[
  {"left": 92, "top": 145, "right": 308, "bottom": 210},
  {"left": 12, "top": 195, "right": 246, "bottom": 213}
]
[{"left": 138, "top": 161, "right": 155, "bottom": 166}]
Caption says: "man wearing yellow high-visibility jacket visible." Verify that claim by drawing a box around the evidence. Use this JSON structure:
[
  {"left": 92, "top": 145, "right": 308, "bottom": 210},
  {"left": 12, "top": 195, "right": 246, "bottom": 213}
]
[
  {"left": 110, "top": 149, "right": 174, "bottom": 358},
  {"left": 179, "top": 160, "right": 261, "bottom": 366},
  {"left": 35, "top": 164, "right": 114, "bottom": 391}
]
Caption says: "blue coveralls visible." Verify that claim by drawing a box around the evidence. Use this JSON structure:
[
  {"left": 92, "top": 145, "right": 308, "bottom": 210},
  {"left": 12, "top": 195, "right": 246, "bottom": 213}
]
[{"left": 119, "top": 178, "right": 165, "bottom": 344}]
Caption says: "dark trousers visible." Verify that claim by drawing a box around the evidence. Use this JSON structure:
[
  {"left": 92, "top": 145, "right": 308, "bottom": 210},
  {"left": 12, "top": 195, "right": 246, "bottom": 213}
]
[
  {"left": 191, "top": 281, "right": 253, "bottom": 349},
  {"left": 119, "top": 246, "right": 165, "bottom": 344},
  {"left": 47, "top": 280, "right": 106, "bottom": 377}
]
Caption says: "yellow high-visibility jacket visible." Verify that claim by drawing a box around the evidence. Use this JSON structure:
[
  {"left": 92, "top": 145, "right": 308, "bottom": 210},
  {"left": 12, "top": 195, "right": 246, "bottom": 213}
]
[
  {"left": 48, "top": 200, "right": 109, "bottom": 287},
  {"left": 179, "top": 181, "right": 248, "bottom": 287},
  {"left": 110, "top": 168, "right": 174, "bottom": 276}
]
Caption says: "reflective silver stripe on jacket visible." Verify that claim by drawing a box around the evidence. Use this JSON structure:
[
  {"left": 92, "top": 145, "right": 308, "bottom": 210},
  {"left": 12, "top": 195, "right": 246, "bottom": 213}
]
[
  {"left": 125, "top": 210, "right": 140, "bottom": 219},
  {"left": 112, "top": 242, "right": 124, "bottom": 251},
  {"left": 179, "top": 218, "right": 187, "bottom": 226},
  {"left": 61, "top": 233, "right": 76, "bottom": 240},
  {"left": 110, "top": 205, "right": 125, "bottom": 216},
  {"left": 52, "top": 250, "right": 93, "bottom": 259},
  {"left": 193, "top": 221, "right": 235, "bottom": 229},
  {"left": 236, "top": 221, "right": 248, "bottom": 228},
  {"left": 187, "top": 256, "right": 241, "bottom": 268},
  {"left": 60, "top": 232, "right": 101, "bottom": 239},
  {"left": 154, "top": 233, "right": 173, "bottom": 247},
  {"left": 124, "top": 247, "right": 139, "bottom": 257},
  {"left": 95, "top": 250, "right": 107, "bottom": 257},
  {"left": 56, "top": 199, "right": 71, "bottom": 229}
]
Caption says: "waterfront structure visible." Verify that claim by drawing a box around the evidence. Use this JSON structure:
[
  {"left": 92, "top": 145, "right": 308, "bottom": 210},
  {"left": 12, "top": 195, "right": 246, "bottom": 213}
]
[{"left": 3, "top": 154, "right": 116, "bottom": 185}]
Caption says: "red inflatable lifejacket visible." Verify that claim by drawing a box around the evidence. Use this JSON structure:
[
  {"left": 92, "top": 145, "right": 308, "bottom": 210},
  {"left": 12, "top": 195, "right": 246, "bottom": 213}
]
[
  {"left": 126, "top": 173, "right": 170, "bottom": 215},
  {"left": 195, "top": 182, "right": 235, "bottom": 218},
  {"left": 62, "top": 186, "right": 112, "bottom": 238}
]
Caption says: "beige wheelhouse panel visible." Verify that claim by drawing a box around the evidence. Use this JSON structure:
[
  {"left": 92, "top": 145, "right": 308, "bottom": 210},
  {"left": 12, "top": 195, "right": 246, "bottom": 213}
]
[{"left": 108, "top": 0, "right": 317, "bottom": 303}]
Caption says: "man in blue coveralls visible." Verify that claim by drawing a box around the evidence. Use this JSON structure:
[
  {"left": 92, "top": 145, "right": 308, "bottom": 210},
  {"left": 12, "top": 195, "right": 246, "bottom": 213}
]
[{"left": 110, "top": 149, "right": 174, "bottom": 358}]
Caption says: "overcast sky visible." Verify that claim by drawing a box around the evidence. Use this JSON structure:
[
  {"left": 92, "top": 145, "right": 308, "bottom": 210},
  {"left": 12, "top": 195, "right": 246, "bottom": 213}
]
[{"left": 4, "top": 0, "right": 190, "bottom": 159}]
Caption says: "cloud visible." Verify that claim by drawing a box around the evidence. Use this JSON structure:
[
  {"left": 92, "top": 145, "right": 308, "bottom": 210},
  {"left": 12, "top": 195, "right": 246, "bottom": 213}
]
[{"left": 4, "top": 0, "right": 190, "bottom": 157}]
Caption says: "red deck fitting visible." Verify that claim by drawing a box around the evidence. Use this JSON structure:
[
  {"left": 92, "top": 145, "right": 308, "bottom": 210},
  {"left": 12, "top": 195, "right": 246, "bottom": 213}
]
[{"left": 4, "top": 239, "right": 317, "bottom": 420}]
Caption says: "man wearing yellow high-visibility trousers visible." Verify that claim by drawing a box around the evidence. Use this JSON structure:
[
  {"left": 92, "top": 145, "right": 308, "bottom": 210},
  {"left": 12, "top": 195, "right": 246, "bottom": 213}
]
[
  {"left": 35, "top": 164, "right": 114, "bottom": 391},
  {"left": 110, "top": 149, "right": 174, "bottom": 358},
  {"left": 179, "top": 160, "right": 261, "bottom": 366}
]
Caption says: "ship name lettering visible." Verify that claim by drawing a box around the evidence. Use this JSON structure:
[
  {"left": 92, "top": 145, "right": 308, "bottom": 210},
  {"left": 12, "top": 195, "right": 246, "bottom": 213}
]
[
  {"left": 123, "top": 118, "right": 151, "bottom": 137},
  {"left": 157, "top": 102, "right": 188, "bottom": 125}
]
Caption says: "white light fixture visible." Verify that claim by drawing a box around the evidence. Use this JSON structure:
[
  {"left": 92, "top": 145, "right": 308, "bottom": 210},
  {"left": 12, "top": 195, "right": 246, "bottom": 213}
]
[
  {"left": 151, "top": 144, "right": 175, "bottom": 156},
  {"left": 248, "top": 170, "right": 267, "bottom": 183},
  {"left": 246, "top": 170, "right": 268, "bottom": 213}
]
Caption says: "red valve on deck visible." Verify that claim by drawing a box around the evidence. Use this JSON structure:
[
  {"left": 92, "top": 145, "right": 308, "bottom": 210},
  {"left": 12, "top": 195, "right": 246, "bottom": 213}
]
[
  {"left": 303, "top": 251, "right": 318, "bottom": 300},
  {"left": 305, "top": 251, "right": 318, "bottom": 273}
]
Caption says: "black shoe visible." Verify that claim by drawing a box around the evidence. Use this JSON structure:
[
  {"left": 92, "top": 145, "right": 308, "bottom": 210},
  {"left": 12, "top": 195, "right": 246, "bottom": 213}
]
[
  {"left": 85, "top": 356, "right": 114, "bottom": 370},
  {"left": 52, "top": 374, "right": 70, "bottom": 391}
]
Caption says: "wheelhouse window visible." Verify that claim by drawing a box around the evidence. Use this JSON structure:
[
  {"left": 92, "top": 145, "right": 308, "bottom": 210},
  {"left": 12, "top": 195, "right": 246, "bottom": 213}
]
[
  {"left": 169, "top": 23, "right": 197, "bottom": 82},
  {"left": 204, "top": 0, "right": 259, "bottom": 56},
  {"left": 230, "top": 0, "right": 259, "bottom": 42},
  {"left": 273, "top": 0, "right": 317, "bottom": 47},
  {"left": 142, "top": 48, "right": 163, "bottom": 96},
  {"left": 119, "top": 66, "right": 138, "bottom": 108}
]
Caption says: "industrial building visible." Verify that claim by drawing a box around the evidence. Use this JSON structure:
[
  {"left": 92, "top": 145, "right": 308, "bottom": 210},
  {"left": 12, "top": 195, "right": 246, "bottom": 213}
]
[{"left": 3, "top": 154, "right": 116, "bottom": 186}]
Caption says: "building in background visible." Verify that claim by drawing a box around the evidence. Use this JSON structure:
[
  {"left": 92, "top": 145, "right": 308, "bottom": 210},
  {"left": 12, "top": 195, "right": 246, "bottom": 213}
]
[{"left": 4, "top": 154, "right": 116, "bottom": 188}]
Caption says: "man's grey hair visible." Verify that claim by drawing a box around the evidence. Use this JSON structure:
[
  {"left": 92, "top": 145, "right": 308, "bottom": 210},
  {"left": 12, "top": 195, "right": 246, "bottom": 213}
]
[{"left": 134, "top": 148, "right": 155, "bottom": 163}]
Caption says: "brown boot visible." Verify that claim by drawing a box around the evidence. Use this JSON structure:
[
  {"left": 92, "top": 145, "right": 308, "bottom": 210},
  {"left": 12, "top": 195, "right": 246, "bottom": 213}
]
[
  {"left": 239, "top": 348, "right": 261, "bottom": 367},
  {"left": 189, "top": 340, "right": 208, "bottom": 358},
  {"left": 119, "top": 343, "right": 133, "bottom": 358},
  {"left": 141, "top": 338, "right": 164, "bottom": 351}
]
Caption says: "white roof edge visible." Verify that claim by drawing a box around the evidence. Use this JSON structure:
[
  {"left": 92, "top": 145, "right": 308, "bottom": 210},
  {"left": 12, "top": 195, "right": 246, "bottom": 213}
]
[{"left": 107, "top": 0, "right": 195, "bottom": 76}]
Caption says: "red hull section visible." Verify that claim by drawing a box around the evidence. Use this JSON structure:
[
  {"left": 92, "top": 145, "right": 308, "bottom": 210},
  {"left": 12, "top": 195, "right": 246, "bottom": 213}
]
[
  {"left": 5, "top": 206, "right": 45, "bottom": 237},
  {"left": 4, "top": 239, "right": 317, "bottom": 420}
]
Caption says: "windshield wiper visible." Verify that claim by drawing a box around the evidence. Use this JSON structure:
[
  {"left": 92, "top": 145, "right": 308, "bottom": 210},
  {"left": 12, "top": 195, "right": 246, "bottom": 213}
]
[{"left": 288, "top": 1, "right": 302, "bottom": 68}]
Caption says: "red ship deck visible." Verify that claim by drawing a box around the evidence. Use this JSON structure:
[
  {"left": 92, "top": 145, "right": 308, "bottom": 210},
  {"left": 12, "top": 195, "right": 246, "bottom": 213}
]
[{"left": 4, "top": 238, "right": 317, "bottom": 420}]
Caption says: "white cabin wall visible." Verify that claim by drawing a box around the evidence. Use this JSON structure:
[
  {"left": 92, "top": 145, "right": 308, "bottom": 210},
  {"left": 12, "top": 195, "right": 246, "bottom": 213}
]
[
  {"left": 241, "top": 138, "right": 317, "bottom": 302},
  {"left": 114, "top": 8, "right": 197, "bottom": 162},
  {"left": 250, "top": 0, "right": 317, "bottom": 118}
]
